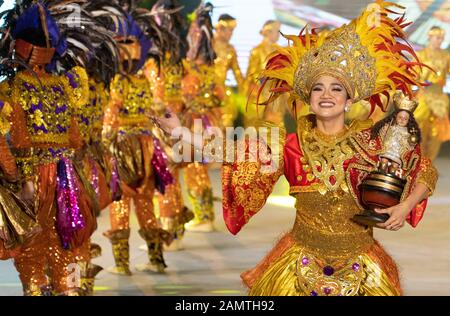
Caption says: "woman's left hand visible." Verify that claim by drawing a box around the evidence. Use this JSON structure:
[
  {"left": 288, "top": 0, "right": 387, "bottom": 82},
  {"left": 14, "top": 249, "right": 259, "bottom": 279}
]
[{"left": 374, "top": 202, "right": 412, "bottom": 231}]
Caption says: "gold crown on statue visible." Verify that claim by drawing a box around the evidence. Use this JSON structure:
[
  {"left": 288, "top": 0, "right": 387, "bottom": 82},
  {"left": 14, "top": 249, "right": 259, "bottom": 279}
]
[
  {"left": 294, "top": 24, "right": 377, "bottom": 103},
  {"left": 393, "top": 91, "right": 418, "bottom": 113}
]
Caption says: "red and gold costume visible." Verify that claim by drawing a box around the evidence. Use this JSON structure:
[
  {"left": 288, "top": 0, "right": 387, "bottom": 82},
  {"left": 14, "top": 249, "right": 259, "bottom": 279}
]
[
  {"left": 414, "top": 28, "right": 450, "bottom": 160},
  {"left": 219, "top": 1, "right": 438, "bottom": 296},
  {"left": 222, "top": 116, "right": 437, "bottom": 295}
]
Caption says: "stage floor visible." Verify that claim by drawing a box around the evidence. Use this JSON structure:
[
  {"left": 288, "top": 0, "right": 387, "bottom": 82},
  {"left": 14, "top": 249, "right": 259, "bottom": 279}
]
[{"left": 1, "top": 155, "right": 449, "bottom": 296}]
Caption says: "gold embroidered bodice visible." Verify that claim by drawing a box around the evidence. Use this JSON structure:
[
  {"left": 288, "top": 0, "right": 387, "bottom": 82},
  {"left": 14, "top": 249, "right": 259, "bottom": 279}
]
[
  {"left": 293, "top": 190, "right": 373, "bottom": 263},
  {"left": 162, "top": 60, "right": 184, "bottom": 105},
  {"left": 297, "top": 117, "right": 373, "bottom": 195},
  {"left": 4, "top": 67, "right": 88, "bottom": 160},
  {"left": 110, "top": 74, "right": 153, "bottom": 135},
  {"left": 293, "top": 117, "right": 374, "bottom": 262}
]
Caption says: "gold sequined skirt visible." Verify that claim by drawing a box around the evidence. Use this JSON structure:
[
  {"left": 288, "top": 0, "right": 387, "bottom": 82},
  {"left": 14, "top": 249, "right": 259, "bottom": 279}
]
[
  {"left": 243, "top": 233, "right": 402, "bottom": 296},
  {"left": 110, "top": 133, "right": 147, "bottom": 189}
]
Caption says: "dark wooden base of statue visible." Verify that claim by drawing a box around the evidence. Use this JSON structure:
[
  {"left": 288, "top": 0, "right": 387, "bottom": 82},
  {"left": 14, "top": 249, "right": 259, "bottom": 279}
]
[
  {"left": 352, "top": 171, "right": 405, "bottom": 227},
  {"left": 353, "top": 210, "right": 390, "bottom": 226}
]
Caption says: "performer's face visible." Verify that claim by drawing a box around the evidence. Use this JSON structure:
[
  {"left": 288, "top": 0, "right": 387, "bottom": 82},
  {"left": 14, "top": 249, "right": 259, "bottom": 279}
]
[
  {"left": 263, "top": 26, "right": 280, "bottom": 43},
  {"left": 428, "top": 34, "right": 444, "bottom": 49},
  {"left": 216, "top": 26, "right": 234, "bottom": 42},
  {"left": 309, "top": 75, "right": 351, "bottom": 121},
  {"left": 396, "top": 111, "right": 410, "bottom": 127}
]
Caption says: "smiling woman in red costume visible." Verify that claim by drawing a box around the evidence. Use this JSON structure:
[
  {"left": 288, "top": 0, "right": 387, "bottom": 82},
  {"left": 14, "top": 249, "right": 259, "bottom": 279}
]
[{"left": 157, "top": 1, "right": 438, "bottom": 296}]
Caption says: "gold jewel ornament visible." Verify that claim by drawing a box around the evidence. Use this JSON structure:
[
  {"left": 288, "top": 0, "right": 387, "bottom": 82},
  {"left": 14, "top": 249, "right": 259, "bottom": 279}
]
[
  {"left": 215, "top": 20, "right": 237, "bottom": 30},
  {"left": 295, "top": 251, "right": 366, "bottom": 296},
  {"left": 294, "top": 24, "right": 377, "bottom": 104}
]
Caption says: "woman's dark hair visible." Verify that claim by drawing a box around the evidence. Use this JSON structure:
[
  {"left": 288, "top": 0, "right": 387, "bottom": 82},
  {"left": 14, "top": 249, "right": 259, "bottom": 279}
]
[{"left": 371, "top": 109, "right": 421, "bottom": 144}]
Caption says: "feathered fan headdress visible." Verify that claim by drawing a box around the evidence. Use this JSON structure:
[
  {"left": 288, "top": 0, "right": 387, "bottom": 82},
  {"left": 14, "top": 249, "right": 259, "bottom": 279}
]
[
  {"left": 80, "top": 0, "right": 127, "bottom": 86},
  {"left": 110, "top": 0, "right": 169, "bottom": 73},
  {"left": 257, "top": 0, "right": 428, "bottom": 117},
  {"left": 151, "top": 0, "right": 188, "bottom": 66},
  {"left": 0, "top": 0, "right": 123, "bottom": 81}
]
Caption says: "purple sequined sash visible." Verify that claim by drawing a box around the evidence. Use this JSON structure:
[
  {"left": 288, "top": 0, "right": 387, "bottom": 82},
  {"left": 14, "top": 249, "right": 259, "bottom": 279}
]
[
  {"left": 55, "top": 158, "right": 85, "bottom": 249},
  {"left": 151, "top": 137, "right": 174, "bottom": 194}
]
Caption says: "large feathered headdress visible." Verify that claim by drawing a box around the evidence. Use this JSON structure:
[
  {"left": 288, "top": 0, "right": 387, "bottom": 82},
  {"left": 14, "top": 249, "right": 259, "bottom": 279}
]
[
  {"left": 80, "top": 0, "right": 127, "bottom": 86},
  {"left": 0, "top": 0, "right": 123, "bottom": 78},
  {"left": 152, "top": 0, "right": 188, "bottom": 65},
  {"left": 110, "top": 0, "right": 168, "bottom": 73},
  {"left": 257, "top": 0, "right": 428, "bottom": 117}
]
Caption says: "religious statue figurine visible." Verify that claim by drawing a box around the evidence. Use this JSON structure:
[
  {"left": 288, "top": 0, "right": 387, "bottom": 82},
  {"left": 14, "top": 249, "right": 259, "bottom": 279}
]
[{"left": 353, "top": 92, "right": 421, "bottom": 226}]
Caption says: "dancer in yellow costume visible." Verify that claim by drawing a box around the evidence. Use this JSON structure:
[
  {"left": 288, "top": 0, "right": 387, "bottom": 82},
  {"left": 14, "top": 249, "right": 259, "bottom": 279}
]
[
  {"left": 244, "top": 20, "right": 281, "bottom": 126},
  {"left": 213, "top": 14, "right": 245, "bottom": 127},
  {"left": 414, "top": 26, "right": 450, "bottom": 160},
  {"left": 157, "top": 1, "right": 438, "bottom": 296}
]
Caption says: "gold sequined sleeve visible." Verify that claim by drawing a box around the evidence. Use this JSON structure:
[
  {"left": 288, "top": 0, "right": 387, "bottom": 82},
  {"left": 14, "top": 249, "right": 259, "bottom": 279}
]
[
  {"left": 416, "top": 157, "right": 438, "bottom": 196},
  {"left": 222, "top": 121, "right": 285, "bottom": 234}
]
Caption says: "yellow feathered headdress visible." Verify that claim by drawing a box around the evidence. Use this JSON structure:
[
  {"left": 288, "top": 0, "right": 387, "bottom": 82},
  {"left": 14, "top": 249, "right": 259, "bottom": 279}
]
[{"left": 257, "top": 0, "right": 427, "bottom": 117}]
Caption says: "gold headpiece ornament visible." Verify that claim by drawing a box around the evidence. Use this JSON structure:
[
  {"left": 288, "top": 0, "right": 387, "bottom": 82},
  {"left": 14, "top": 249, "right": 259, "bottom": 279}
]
[
  {"left": 393, "top": 91, "right": 418, "bottom": 113},
  {"left": 215, "top": 19, "right": 237, "bottom": 30},
  {"left": 294, "top": 24, "right": 377, "bottom": 103},
  {"left": 428, "top": 27, "right": 445, "bottom": 37},
  {"left": 261, "top": 20, "right": 281, "bottom": 34},
  {"left": 257, "top": 0, "right": 427, "bottom": 116}
]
